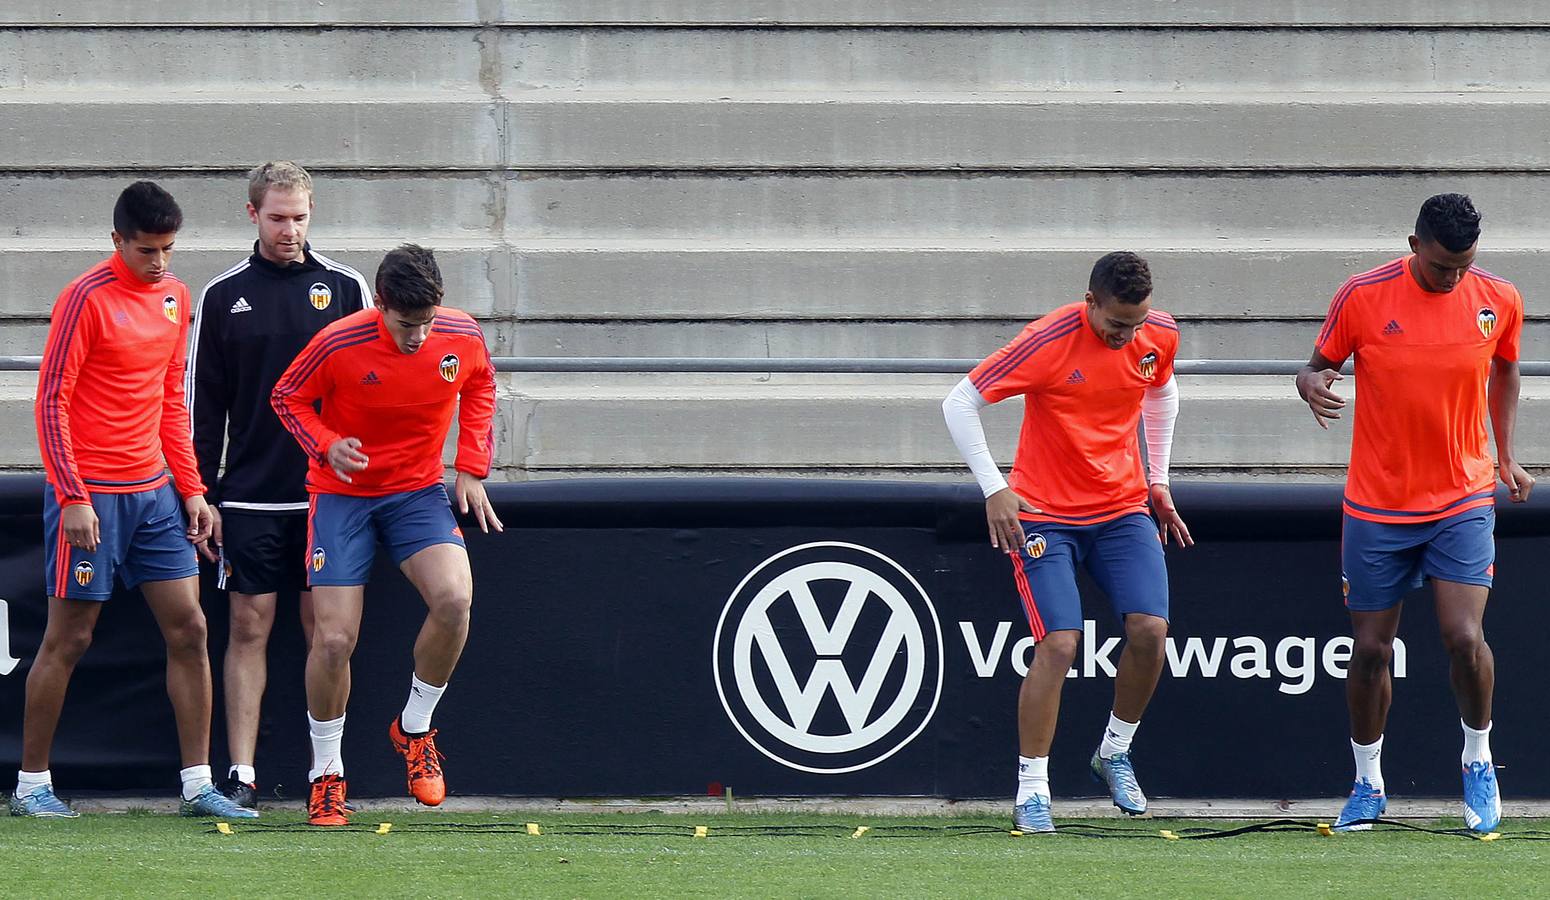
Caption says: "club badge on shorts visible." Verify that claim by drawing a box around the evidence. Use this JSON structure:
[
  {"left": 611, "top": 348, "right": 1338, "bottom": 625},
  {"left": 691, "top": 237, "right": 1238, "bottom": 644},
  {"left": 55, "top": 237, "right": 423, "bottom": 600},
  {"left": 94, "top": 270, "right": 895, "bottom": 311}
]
[
  {"left": 74, "top": 561, "right": 94, "bottom": 586},
  {"left": 1025, "top": 534, "right": 1047, "bottom": 559},
  {"left": 311, "top": 547, "right": 326, "bottom": 572}
]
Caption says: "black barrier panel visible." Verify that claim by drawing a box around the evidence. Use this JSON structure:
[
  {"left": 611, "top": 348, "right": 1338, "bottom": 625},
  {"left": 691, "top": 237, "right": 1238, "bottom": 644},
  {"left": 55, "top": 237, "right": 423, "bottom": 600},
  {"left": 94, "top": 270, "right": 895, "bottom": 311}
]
[{"left": 0, "top": 476, "right": 1545, "bottom": 800}]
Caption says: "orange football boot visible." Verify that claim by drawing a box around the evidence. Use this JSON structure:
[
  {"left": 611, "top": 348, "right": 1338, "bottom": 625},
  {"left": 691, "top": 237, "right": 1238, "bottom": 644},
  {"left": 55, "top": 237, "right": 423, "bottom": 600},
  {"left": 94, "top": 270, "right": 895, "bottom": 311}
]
[
  {"left": 389, "top": 716, "right": 447, "bottom": 806},
  {"left": 308, "top": 774, "right": 349, "bottom": 827}
]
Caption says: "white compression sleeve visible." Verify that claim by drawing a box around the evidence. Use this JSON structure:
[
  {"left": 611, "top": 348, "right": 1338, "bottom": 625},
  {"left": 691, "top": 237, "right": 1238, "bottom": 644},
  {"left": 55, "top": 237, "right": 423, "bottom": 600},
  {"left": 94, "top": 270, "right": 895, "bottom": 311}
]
[
  {"left": 942, "top": 377, "right": 1009, "bottom": 498},
  {"left": 1141, "top": 375, "right": 1179, "bottom": 485}
]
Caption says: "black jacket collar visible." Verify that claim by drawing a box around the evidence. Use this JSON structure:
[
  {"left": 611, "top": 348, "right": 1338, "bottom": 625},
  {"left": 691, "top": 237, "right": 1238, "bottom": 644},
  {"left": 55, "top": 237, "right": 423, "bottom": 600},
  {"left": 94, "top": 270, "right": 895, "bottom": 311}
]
[{"left": 247, "top": 241, "right": 326, "bottom": 277}]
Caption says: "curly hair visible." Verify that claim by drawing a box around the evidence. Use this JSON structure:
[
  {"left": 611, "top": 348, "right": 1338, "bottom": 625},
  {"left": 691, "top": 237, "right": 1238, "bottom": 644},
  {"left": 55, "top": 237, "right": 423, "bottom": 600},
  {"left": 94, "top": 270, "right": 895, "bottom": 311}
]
[
  {"left": 1415, "top": 193, "right": 1481, "bottom": 253},
  {"left": 1088, "top": 251, "right": 1152, "bottom": 304}
]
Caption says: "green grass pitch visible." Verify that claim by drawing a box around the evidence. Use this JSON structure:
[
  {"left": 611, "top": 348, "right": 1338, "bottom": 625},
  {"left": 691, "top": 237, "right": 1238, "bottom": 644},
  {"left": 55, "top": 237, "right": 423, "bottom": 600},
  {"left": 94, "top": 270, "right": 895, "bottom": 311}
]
[{"left": 3, "top": 811, "right": 1546, "bottom": 898}]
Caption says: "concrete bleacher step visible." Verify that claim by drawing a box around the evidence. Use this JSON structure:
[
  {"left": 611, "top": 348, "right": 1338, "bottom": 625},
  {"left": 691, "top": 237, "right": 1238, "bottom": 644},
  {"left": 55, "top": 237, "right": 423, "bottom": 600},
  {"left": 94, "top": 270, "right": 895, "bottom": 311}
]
[
  {"left": 504, "top": 91, "right": 1550, "bottom": 170},
  {"left": 2, "top": 371, "right": 1545, "bottom": 478},
  {"left": 505, "top": 25, "right": 1550, "bottom": 92},
  {"left": 10, "top": 91, "right": 1550, "bottom": 171},
  {"left": 505, "top": 172, "right": 1550, "bottom": 240},
  {"left": 7, "top": 1, "right": 1547, "bottom": 27}
]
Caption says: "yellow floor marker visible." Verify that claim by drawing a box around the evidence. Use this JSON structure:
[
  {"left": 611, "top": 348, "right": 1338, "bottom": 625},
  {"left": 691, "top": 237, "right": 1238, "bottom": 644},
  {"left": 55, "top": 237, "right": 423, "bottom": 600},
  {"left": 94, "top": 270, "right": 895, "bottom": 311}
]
[
  {"left": 526, "top": 822, "right": 542, "bottom": 835},
  {"left": 1479, "top": 832, "right": 1501, "bottom": 842},
  {"left": 850, "top": 826, "right": 870, "bottom": 839},
  {"left": 376, "top": 823, "right": 393, "bottom": 835},
  {"left": 1009, "top": 829, "right": 1024, "bottom": 837},
  {"left": 1159, "top": 830, "right": 1179, "bottom": 840},
  {"left": 693, "top": 825, "right": 709, "bottom": 838},
  {"left": 1317, "top": 823, "right": 1334, "bottom": 837},
  {"left": 215, "top": 822, "right": 234, "bottom": 835}
]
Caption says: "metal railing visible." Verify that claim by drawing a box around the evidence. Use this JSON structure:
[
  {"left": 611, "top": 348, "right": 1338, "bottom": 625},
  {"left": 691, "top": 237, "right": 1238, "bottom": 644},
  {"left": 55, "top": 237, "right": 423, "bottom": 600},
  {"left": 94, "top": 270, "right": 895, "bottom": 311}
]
[{"left": 2, "top": 356, "right": 1546, "bottom": 376}]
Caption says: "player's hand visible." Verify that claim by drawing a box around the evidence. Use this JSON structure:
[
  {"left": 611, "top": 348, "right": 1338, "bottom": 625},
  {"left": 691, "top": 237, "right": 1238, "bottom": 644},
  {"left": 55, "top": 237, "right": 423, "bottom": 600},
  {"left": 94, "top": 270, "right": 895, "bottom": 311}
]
[
  {"left": 454, "top": 471, "right": 504, "bottom": 533},
  {"left": 62, "top": 501, "right": 101, "bottom": 553},
  {"left": 1501, "top": 459, "right": 1535, "bottom": 503},
  {"left": 184, "top": 494, "right": 214, "bottom": 546},
  {"left": 196, "top": 504, "right": 223, "bottom": 562},
  {"left": 985, "top": 487, "right": 1039, "bottom": 555},
  {"left": 327, "top": 437, "right": 369, "bottom": 483},
  {"left": 1150, "top": 483, "right": 1194, "bottom": 547},
  {"left": 1296, "top": 367, "right": 1345, "bottom": 429}
]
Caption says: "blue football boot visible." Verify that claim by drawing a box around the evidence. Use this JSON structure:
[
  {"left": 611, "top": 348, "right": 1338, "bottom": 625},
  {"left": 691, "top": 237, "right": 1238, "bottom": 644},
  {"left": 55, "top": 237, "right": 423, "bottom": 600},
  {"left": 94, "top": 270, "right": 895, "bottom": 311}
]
[
  {"left": 1090, "top": 750, "right": 1148, "bottom": 815},
  {"left": 180, "top": 783, "right": 259, "bottom": 819},
  {"left": 1462, "top": 761, "right": 1501, "bottom": 833},
  {"left": 1333, "top": 778, "right": 1386, "bottom": 832},
  {"left": 1012, "top": 795, "right": 1055, "bottom": 834},
  {"left": 8, "top": 784, "right": 79, "bottom": 818}
]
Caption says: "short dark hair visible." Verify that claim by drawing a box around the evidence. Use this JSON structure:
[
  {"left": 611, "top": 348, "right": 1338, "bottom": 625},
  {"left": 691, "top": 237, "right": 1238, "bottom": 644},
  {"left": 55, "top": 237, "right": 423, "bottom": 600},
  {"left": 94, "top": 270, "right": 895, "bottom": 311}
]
[
  {"left": 1088, "top": 251, "right": 1152, "bottom": 304},
  {"left": 112, "top": 181, "right": 182, "bottom": 239},
  {"left": 1415, "top": 193, "right": 1481, "bottom": 253},
  {"left": 374, "top": 244, "right": 444, "bottom": 312}
]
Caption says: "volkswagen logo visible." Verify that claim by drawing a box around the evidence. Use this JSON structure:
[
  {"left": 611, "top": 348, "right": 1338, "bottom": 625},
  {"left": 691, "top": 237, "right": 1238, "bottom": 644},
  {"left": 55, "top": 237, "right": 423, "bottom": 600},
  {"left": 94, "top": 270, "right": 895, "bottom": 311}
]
[{"left": 713, "top": 542, "right": 943, "bottom": 774}]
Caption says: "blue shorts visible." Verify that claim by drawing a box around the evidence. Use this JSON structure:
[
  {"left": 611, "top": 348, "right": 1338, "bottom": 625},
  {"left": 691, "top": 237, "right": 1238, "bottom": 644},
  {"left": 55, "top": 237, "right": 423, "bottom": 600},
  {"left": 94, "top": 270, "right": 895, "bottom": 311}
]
[
  {"left": 1341, "top": 507, "right": 1494, "bottom": 611},
  {"left": 43, "top": 482, "right": 199, "bottom": 601},
  {"left": 306, "top": 485, "right": 465, "bottom": 587},
  {"left": 1010, "top": 513, "right": 1169, "bottom": 640}
]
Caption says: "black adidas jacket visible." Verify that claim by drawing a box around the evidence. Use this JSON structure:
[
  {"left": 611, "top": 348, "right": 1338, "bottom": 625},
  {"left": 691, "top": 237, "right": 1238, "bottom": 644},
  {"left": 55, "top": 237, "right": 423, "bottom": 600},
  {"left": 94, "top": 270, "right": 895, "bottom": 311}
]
[{"left": 187, "top": 243, "right": 373, "bottom": 511}]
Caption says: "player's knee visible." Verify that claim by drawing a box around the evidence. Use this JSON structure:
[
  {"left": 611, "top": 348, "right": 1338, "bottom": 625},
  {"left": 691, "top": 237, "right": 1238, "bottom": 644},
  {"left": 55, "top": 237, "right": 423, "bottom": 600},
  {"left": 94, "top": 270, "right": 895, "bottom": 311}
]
[
  {"left": 1124, "top": 615, "right": 1168, "bottom": 656},
  {"left": 312, "top": 628, "right": 358, "bottom": 668},
  {"left": 425, "top": 584, "right": 472, "bottom": 629},
  {"left": 41, "top": 626, "right": 94, "bottom": 665},
  {"left": 1349, "top": 636, "right": 1393, "bottom": 675},
  {"left": 1440, "top": 626, "right": 1486, "bottom": 663},
  {"left": 228, "top": 606, "right": 272, "bottom": 648},
  {"left": 1033, "top": 630, "right": 1080, "bottom": 669},
  {"left": 163, "top": 611, "right": 209, "bottom": 658}
]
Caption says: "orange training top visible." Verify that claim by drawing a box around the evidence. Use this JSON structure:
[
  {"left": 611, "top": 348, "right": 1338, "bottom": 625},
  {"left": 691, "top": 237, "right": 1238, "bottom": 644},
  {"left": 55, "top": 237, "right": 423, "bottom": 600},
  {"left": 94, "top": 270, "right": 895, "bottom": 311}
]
[
  {"left": 969, "top": 301, "right": 1179, "bottom": 525},
  {"left": 1314, "top": 256, "right": 1522, "bottom": 524},
  {"left": 36, "top": 252, "right": 205, "bottom": 507},
  {"left": 271, "top": 307, "right": 497, "bottom": 498}
]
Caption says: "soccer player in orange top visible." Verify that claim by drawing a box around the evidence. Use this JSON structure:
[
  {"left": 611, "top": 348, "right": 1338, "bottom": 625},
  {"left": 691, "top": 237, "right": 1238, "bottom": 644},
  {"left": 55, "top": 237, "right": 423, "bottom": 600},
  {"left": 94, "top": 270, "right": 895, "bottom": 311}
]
[
  {"left": 12, "top": 182, "right": 255, "bottom": 819},
  {"left": 271, "top": 244, "right": 499, "bottom": 826},
  {"left": 943, "top": 252, "right": 1191, "bottom": 834},
  {"left": 1298, "top": 194, "right": 1531, "bottom": 834}
]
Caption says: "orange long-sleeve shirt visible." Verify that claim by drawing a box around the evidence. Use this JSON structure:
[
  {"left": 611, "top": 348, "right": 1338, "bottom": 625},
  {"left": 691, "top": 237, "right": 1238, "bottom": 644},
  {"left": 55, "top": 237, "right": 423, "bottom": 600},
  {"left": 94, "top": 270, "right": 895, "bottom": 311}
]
[
  {"left": 36, "top": 252, "right": 205, "bottom": 507},
  {"left": 968, "top": 302, "right": 1180, "bottom": 526},
  {"left": 271, "top": 307, "right": 496, "bottom": 497}
]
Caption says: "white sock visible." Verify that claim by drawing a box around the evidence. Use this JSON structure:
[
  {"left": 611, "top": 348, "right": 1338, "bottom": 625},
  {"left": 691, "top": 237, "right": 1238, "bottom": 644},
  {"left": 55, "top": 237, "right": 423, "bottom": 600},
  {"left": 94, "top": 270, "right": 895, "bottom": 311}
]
[
  {"left": 15, "top": 769, "right": 50, "bottom": 798},
  {"left": 308, "top": 713, "right": 346, "bottom": 781},
  {"left": 1462, "top": 720, "right": 1493, "bottom": 766},
  {"left": 400, "top": 674, "right": 446, "bottom": 734},
  {"left": 1098, "top": 712, "right": 1140, "bottom": 759},
  {"left": 1015, "top": 755, "right": 1050, "bottom": 805},
  {"left": 229, "top": 764, "right": 256, "bottom": 785},
  {"left": 1352, "top": 736, "right": 1384, "bottom": 793},
  {"left": 180, "top": 764, "right": 213, "bottom": 801}
]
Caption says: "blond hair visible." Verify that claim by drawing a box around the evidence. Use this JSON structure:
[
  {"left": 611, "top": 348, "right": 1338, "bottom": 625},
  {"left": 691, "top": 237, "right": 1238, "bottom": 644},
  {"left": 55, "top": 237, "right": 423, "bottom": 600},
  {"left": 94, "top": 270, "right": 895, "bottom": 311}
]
[{"left": 247, "top": 160, "right": 313, "bottom": 210}]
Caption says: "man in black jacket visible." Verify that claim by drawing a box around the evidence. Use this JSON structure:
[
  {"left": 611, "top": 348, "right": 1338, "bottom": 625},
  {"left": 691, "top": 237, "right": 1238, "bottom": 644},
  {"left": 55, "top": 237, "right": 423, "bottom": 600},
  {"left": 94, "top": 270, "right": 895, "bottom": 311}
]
[{"left": 187, "top": 161, "right": 372, "bottom": 807}]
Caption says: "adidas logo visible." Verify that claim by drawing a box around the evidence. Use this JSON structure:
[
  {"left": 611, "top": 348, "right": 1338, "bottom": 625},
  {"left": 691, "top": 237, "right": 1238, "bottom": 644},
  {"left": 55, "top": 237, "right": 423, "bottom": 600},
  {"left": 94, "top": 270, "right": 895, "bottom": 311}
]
[
  {"left": 1382, "top": 319, "right": 1403, "bottom": 335},
  {"left": 230, "top": 298, "right": 252, "bottom": 314},
  {"left": 360, "top": 371, "right": 382, "bottom": 386},
  {"left": 1066, "top": 369, "right": 1086, "bottom": 384}
]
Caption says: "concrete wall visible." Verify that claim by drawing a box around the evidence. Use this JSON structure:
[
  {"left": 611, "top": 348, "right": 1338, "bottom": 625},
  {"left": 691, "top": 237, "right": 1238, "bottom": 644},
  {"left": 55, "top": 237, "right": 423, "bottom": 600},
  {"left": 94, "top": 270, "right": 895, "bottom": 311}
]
[{"left": 2, "top": 6, "right": 1546, "bottom": 478}]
